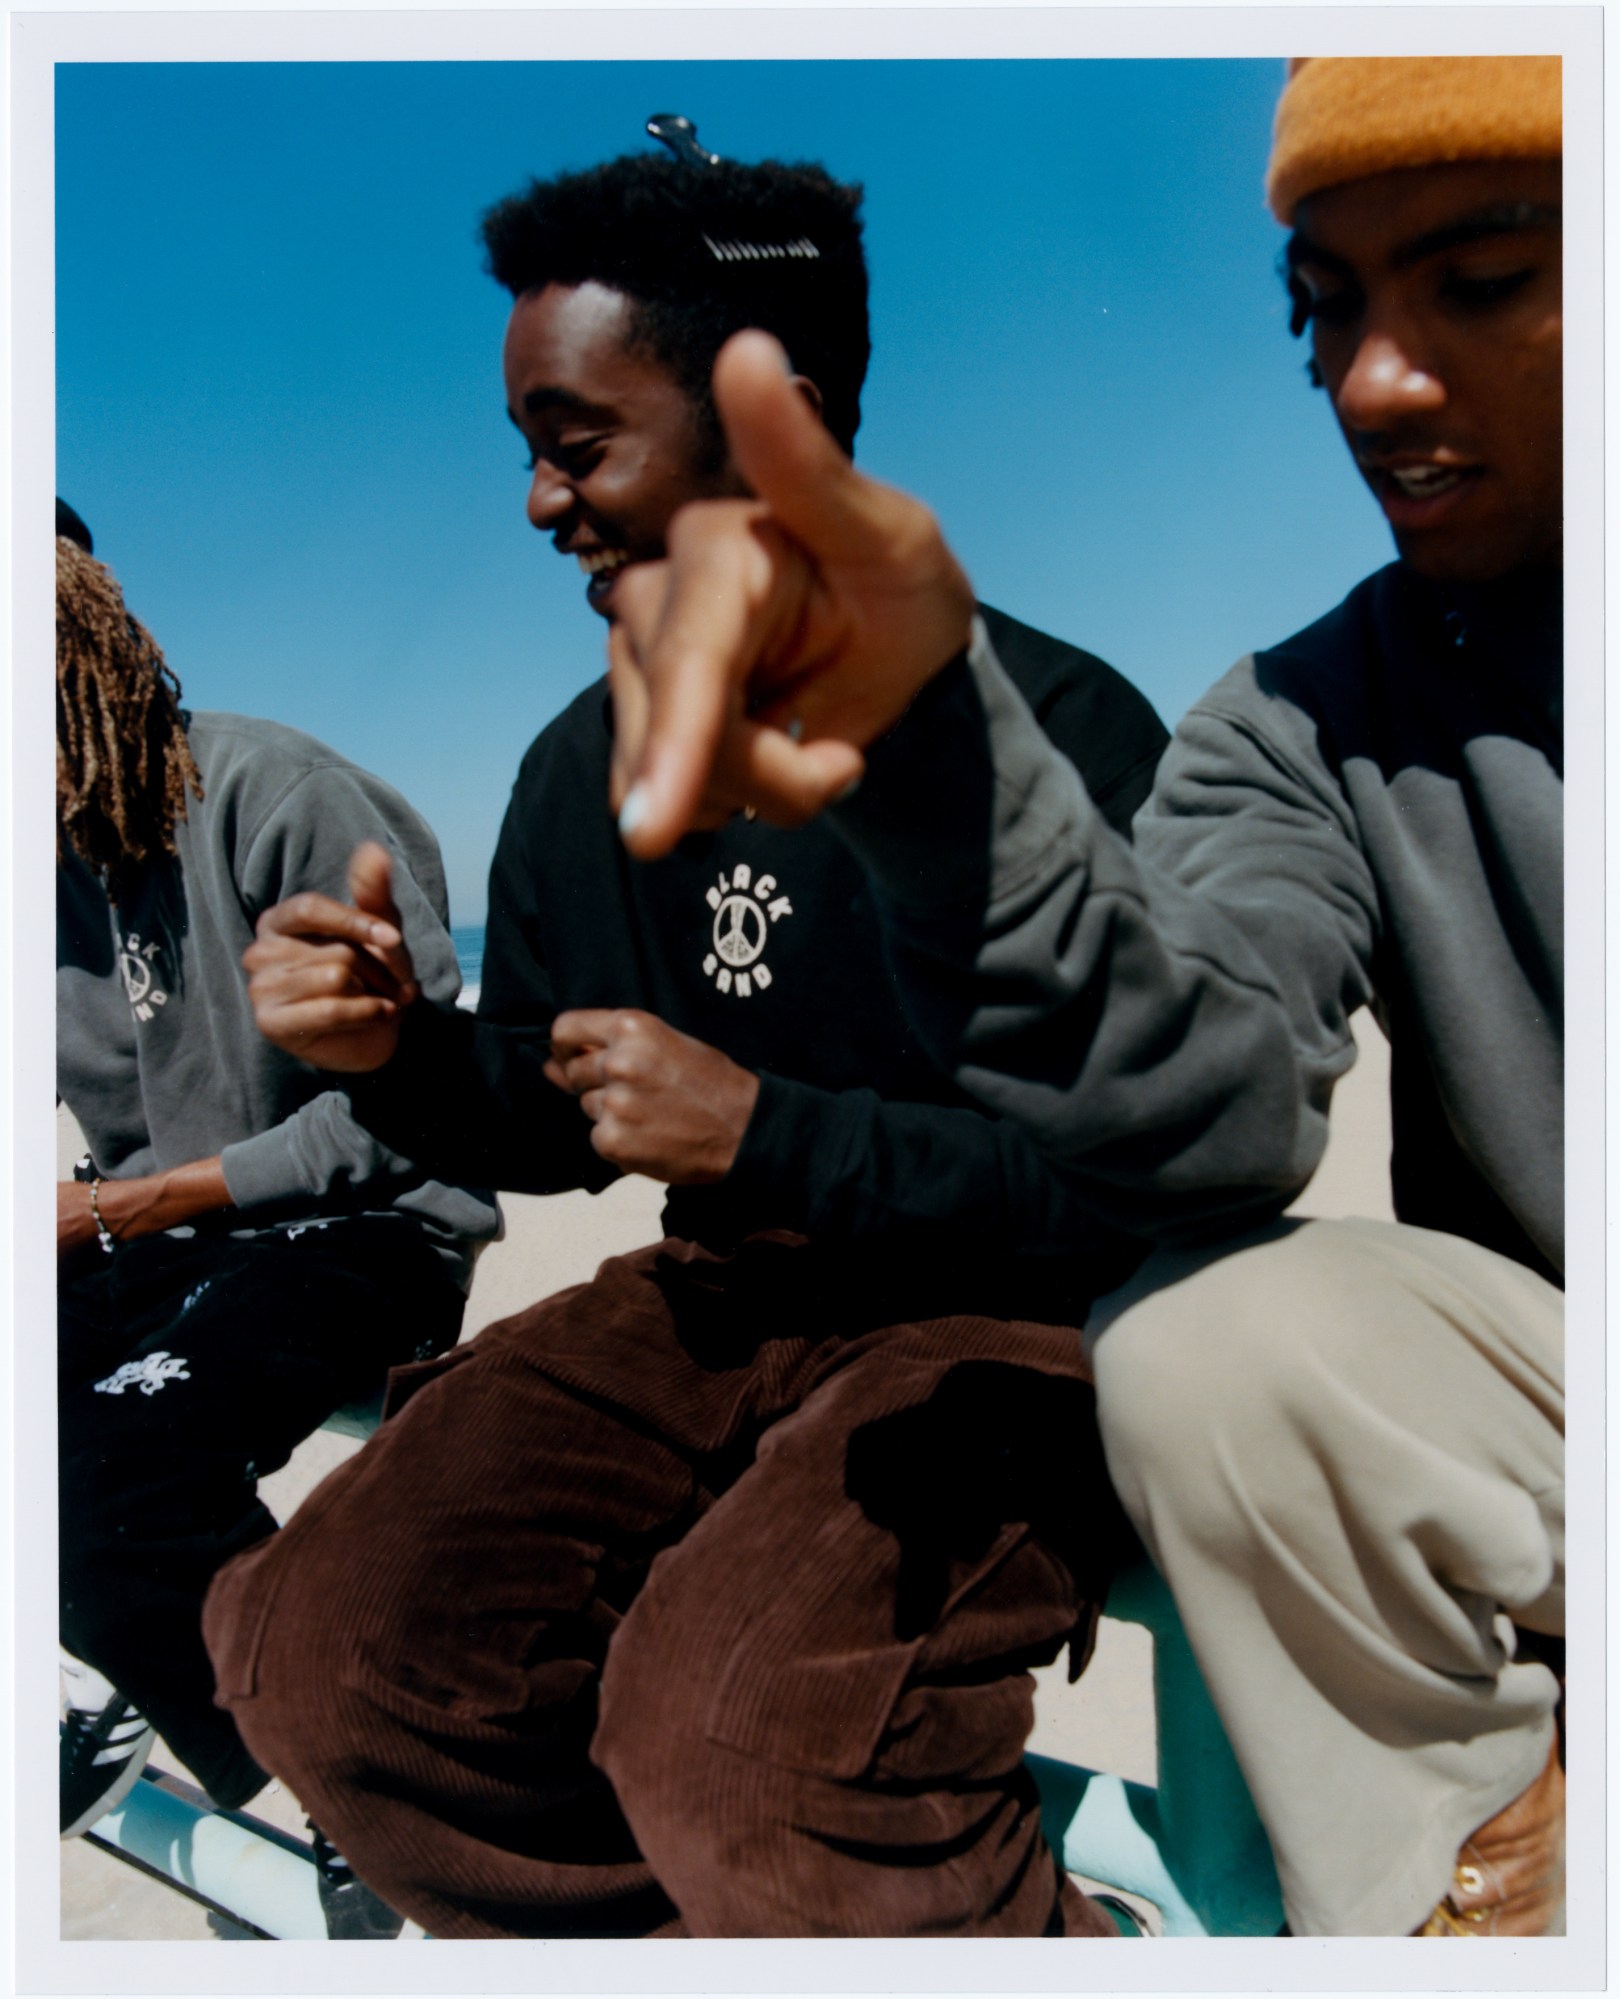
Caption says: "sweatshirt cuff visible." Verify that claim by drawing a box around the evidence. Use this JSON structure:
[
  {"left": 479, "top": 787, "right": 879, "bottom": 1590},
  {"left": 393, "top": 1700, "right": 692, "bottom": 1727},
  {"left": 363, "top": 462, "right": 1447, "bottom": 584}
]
[
  {"left": 721, "top": 1070, "right": 835, "bottom": 1230},
  {"left": 828, "top": 615, "right": 1098, "bottom": 915},
  {"left": 219, "top": 1126, "right": 307, "bottom": 1211}
]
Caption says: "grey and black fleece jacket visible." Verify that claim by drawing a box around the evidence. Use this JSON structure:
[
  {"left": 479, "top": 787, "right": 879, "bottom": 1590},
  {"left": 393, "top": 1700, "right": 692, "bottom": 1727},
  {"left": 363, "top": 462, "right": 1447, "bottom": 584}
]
[
  {"left": 57, "top": 712, "right": 500, "bottom": 1289},
  {"left": 829, "top": 563, "right": 1563, "bottom": 1284}
]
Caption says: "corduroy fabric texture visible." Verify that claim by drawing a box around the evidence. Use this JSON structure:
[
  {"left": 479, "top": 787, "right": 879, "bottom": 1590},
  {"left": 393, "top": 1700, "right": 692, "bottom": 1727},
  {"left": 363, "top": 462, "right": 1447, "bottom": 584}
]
[
  {"left": 205, "top": 1234, "right": 1131, "bottom": 1938},
  {"left": 1267, "top": 56, "right": 1562, "bottom": 222}
]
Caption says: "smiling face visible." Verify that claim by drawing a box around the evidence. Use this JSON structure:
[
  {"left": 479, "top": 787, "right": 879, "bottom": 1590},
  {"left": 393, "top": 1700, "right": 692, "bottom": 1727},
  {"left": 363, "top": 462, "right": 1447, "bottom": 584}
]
[
  {"left": 1289, "top": 159, "right": 1562, "bottom": 582},
  {"left": 502, "top": 281, "right": 748, "bottom": 618}
]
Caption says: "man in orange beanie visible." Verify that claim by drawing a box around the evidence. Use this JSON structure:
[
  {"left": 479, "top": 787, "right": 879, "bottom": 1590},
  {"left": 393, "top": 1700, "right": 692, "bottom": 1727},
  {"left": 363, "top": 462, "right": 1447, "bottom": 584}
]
[{"left": 598, "top": 56, "right": 1567, "bottom": 1936}]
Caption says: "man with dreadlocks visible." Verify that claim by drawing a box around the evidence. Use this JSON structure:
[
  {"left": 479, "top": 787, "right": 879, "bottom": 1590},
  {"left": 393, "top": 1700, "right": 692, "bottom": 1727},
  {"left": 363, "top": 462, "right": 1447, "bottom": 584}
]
[
  {"left": 55, "top": 515, "right": 499, "bottom": 1886},
  {"left": 204, "top": 128, "right": 1166, "bottom": 1938}
]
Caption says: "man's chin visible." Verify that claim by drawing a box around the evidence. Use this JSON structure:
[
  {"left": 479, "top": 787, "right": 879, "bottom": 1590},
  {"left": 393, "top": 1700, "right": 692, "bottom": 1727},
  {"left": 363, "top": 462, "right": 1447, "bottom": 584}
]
[
  {"left": 1392, "top": 524, "right": 1563, "bottom": 587},
  {"left": 585, "top": 554, "right": 660, "bottom": 621}
]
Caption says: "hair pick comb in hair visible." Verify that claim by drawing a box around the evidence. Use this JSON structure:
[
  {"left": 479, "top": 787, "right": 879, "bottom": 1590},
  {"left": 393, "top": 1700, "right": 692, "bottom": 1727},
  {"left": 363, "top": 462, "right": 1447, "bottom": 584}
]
[
  {"left": 646, "top": 112, "right": 824, "bottom": 265},
  {"left": 647, "top": 113, "right": 721, "bottom": 168}
]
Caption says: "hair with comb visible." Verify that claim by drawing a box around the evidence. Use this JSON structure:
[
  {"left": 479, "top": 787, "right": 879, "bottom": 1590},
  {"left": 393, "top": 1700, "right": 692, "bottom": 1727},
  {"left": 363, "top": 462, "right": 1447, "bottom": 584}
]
[
  {"left": 480, "top": 147, "right": 870, "bottom": 455},
  {"left": 57, "top": 535, "right": 203, "bottom": 898}
]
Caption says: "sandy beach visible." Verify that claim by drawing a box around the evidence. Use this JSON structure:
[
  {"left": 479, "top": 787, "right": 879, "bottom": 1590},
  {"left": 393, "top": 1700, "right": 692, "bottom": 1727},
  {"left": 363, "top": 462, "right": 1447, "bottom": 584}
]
[{"left": 58, "top": 1019, "right": 1394, "bottom": 1940}]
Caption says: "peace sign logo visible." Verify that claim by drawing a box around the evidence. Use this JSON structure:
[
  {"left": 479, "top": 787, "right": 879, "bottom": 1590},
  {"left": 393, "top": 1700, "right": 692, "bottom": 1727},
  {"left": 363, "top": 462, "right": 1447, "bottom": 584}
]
[
  {"left": 713, "top": 893, "right": 767, "bottom": 968},
  {"left": 701, "top": 862, "right": 793, "bottom": 998}
]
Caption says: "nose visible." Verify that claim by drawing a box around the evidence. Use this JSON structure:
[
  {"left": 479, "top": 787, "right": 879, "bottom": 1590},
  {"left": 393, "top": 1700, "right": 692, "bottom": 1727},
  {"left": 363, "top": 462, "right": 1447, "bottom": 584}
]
[
  {"left": 526, "top": 458, "right": 574, "bottom": 531},
  {"left": 1332, "top": 323, "right": 1446, "bottom": 439}
]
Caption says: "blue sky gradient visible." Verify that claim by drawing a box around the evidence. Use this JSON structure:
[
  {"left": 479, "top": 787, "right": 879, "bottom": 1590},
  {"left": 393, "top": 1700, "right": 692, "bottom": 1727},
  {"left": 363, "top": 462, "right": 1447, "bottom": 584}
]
[{"left": 57, "top": 58, "right": 1395, "bottom": 920}]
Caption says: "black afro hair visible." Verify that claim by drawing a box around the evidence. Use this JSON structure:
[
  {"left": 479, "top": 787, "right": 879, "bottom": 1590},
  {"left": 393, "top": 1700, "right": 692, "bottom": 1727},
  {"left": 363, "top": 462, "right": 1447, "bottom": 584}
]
[{"left": 480, "top": 146, "right": 870, "bottom": 455}]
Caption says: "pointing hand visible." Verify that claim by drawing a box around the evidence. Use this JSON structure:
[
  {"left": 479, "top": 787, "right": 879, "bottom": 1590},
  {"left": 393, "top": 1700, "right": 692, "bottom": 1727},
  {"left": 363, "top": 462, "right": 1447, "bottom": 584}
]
[{"left": 608, "top": 330, "right": 977, "bottom": 859}]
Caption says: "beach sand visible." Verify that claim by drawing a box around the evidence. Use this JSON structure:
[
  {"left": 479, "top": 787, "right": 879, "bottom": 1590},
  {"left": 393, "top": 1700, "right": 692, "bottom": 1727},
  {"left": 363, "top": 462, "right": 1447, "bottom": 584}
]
[{"left": 58, "top": 1018, "right": 1393, "bottom": 1939}]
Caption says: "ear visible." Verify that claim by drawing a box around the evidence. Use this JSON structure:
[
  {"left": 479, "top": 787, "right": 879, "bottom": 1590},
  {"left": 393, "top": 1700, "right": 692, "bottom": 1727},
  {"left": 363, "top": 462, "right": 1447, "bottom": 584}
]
[{"left": 789, "top": 374, "right": 825, "bottom": 425}]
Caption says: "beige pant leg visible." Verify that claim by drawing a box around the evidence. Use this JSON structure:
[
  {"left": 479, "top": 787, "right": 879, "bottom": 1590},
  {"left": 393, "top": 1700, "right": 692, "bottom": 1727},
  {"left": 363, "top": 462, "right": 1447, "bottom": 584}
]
[{"left": 1085, "top": 1216, "right": 1563, "bottom": 1937}]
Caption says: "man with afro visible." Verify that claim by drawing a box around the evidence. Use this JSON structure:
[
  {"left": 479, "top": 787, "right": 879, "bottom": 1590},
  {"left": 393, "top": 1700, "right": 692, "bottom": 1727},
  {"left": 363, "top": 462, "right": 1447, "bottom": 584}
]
[{"left": 204, "top": 123, "right": 1169, "bottom": 1937}]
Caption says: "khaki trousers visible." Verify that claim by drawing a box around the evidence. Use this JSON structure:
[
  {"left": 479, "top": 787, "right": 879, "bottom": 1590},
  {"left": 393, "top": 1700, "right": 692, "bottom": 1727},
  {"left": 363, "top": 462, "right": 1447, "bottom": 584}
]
[{"left": 1086, "top": 1216, "right": 1564, "bottom": 1936}]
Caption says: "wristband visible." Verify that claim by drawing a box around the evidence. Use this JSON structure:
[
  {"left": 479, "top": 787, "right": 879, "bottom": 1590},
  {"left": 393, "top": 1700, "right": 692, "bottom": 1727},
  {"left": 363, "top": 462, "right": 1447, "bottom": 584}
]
[{"left": 88, "top": 1178, "right": 117, "bottom": 1255}]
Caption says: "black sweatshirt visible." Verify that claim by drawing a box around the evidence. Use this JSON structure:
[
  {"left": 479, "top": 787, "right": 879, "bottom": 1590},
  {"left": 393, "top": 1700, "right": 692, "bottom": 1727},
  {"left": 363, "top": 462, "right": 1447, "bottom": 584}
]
[{"left": 358, "top": 605, "right": 1167, "bottom": 1318}]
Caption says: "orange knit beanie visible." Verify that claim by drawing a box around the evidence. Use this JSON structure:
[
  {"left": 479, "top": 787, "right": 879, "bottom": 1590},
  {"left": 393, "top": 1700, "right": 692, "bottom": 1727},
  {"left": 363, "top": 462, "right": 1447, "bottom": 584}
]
[{"left": 1266, "top": 56, "right": 1562, "bottom": 223}]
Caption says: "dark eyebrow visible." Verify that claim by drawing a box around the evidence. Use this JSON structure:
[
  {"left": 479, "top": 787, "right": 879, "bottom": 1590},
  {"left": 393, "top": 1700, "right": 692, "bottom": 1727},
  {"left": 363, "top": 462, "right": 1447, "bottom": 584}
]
[
  {"left": 1287, "top": 203, "right": 1561, "bottom": 279},
  {"left": 1284, "top": 229, "right": 1350, "bottom": 276},
  {"left": 1391, "top": 201, "right": 1562, "bottom": 269},
  {"left": 511, "top": 385, "right": 610, "bottom": 423}
]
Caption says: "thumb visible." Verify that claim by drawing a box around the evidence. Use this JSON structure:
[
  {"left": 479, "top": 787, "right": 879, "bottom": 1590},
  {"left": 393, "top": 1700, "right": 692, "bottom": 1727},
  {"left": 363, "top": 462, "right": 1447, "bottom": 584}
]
[
  {"left": 348, "top": 841, "right": 399, "bottom": 927},
  {"left": 711, "top": 332, "right": 889, "bottom": 565},
  {"left": 348, "top": 840, "right": 417, "bottom": 999}
]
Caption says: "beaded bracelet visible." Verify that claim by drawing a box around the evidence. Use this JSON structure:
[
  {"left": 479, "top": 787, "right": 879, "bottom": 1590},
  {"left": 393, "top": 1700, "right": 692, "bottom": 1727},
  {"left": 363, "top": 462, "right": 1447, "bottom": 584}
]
[{"left": 87, "top": 1177, "right": 117, "bottom": 1255}]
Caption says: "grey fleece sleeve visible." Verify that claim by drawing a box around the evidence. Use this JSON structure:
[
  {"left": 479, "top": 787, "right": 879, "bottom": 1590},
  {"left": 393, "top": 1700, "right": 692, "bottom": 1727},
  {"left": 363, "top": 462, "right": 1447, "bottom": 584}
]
[
  {"left": 827, "top": 618, "right": 1380, "bottom": 1245},
  {"left": 217, "top": 761, "right": 468, "bottom": 1213},
  {"left": 220, "top": 1091, "right": 437, "bottom": 1211}
]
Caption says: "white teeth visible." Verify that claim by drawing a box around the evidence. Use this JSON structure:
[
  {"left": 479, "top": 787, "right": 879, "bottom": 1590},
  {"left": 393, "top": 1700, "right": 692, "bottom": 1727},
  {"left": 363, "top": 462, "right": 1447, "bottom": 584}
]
[
  {"left": 576, "top": 549, "right": 628, "bottom": 577},
  {"left": 1389, "top": 466, "right": 1463, "bottom": 497}
]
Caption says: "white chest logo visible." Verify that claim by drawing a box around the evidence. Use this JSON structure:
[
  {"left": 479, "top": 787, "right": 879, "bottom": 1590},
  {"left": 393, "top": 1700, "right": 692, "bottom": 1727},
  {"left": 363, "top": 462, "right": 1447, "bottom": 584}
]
[
  {"left": 118, "top": 931, "right": 170, "bottom": 1024},
  {"left": 94, "top": 1350, "right": 191, "bottom": 1398},
  {"left": 702, "top": 864, "right": 792, "bottom": 997}
]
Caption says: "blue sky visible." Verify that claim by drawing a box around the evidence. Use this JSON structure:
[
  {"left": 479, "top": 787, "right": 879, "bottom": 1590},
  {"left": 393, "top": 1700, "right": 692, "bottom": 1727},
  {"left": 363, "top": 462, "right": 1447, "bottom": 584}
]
[{"left": 57, "top": 57, "right": 1395, "bottom": 922}]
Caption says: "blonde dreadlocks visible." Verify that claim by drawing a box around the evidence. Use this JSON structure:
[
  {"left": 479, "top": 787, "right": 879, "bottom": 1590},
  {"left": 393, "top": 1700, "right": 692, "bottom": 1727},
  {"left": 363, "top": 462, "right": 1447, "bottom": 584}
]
[{"left": 57, "top": 536, "right": 204, "bottom": 898}]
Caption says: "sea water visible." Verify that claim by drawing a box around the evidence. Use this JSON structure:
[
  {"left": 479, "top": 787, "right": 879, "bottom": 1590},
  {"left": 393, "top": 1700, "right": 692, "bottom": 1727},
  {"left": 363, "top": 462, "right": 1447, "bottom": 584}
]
[{"left": 452, "top": 922, "right": 485, "bottom": 1010}]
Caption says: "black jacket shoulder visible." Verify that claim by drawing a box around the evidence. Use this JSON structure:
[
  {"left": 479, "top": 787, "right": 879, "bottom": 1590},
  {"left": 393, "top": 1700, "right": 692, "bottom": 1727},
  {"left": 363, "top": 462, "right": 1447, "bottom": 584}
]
[
  {"left": 978, "top": 602, "right": 1168, "bottom": 830},
  {"left": 513, "top": 678, "right": 614, "bottom": 796},
  {"left": 511, "top": 611, "right": 1169, "bottom": 837}
]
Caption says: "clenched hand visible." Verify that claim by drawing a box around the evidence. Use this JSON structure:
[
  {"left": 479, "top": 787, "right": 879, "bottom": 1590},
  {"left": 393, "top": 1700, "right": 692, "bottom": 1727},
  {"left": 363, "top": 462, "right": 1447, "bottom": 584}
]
[{"left": 545, "top": 1009, "right": 760, "bottom": 1184}]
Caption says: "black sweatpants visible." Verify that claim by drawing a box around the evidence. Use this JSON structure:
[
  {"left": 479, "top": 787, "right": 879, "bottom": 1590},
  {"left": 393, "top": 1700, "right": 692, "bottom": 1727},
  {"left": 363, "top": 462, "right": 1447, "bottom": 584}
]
[{"left": 59, "top": 1213, "right": 465, "bottom": 1807}]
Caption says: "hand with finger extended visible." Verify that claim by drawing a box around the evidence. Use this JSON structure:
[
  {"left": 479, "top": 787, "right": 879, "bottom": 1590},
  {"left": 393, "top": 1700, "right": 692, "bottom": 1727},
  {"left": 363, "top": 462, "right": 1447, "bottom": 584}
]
[
  {"left": 243, "top": 841, "right": 420, "bottom": 1073},
  {"left": 543, "top": 1008, "right": 761, "bottom": 1184},
  {"left": 608, "top": 328, "right": 977, "bottom": 858}
]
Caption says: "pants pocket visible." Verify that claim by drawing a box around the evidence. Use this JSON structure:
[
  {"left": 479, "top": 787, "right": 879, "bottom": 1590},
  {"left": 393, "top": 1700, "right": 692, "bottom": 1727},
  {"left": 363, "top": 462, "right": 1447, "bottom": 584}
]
[
  {"left": 702, "top": 1517, "right": 1030, "bottom": 1782},
  {"left": 379, "top": 1336, "right": 478, "bottom": 1421}
]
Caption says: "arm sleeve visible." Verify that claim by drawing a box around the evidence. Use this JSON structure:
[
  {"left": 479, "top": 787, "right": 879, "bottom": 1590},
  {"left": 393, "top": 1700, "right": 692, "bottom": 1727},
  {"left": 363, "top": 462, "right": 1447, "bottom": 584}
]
[
  {"left": 347, "top": 769, "right": 614, "bottom": 1196},
  {"left": 823, "top": 617, "right": 1381, "bottom": 1245},
  {"left": 712, "top": 629, "right": 1169, "bottom": 1276},
  {"left": 725, "top": 1069, "right": 1136, "bottom": 1283},
  {"left": 217, "top": 760, "right": 488, "bottom": 1213}
]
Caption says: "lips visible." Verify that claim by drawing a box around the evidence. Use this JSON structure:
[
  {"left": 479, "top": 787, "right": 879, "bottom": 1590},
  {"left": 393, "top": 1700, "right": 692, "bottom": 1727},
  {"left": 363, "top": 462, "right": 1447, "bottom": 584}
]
[
  {"left": 576, "top": 547, "right": 628, "bottom": 579},
  {"left": 568, "top": 545, "right": 631, "bottom": 614},
  {"left": 1387, "top": 465, "right": 1466, "bottom": 498},
  {"left": 1359, "top": 456, "right": 1484, "bottom": 532}
]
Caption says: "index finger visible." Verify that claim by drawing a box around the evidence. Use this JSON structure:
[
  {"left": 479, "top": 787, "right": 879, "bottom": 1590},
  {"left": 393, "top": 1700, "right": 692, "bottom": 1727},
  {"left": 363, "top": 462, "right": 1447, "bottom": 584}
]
[
  {"left": 257, "top": 891, "right": 401, "bottom": 951},
  {"left": 612, "top": 513, "right": 771, "bottom": 860}
]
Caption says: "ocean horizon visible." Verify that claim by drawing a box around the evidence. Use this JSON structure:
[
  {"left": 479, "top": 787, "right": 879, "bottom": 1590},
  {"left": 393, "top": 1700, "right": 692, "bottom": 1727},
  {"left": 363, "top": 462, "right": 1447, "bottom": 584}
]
[
  {"left": 451, "top": 922, "right": 485, "bottom": 987},
  {"left": 452, "top": 922, "right": 484, "bottom": 1007}
]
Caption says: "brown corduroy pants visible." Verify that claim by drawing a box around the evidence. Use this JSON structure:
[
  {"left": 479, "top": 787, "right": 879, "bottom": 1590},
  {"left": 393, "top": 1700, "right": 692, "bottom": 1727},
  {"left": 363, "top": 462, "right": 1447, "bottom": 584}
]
[{"left": 203, "top": 1235, "right": 1129, "bottom": 1939}]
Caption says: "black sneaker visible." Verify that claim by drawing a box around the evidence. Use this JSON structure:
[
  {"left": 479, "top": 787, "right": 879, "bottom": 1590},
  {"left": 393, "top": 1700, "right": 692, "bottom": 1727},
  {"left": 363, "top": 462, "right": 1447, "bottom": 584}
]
[
  {"left": 308, "top": 1823, "right": 407, "bottom": 1939},
  {"left": 60, "top": 1693, "right": 156, "bottom": 1838}
]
